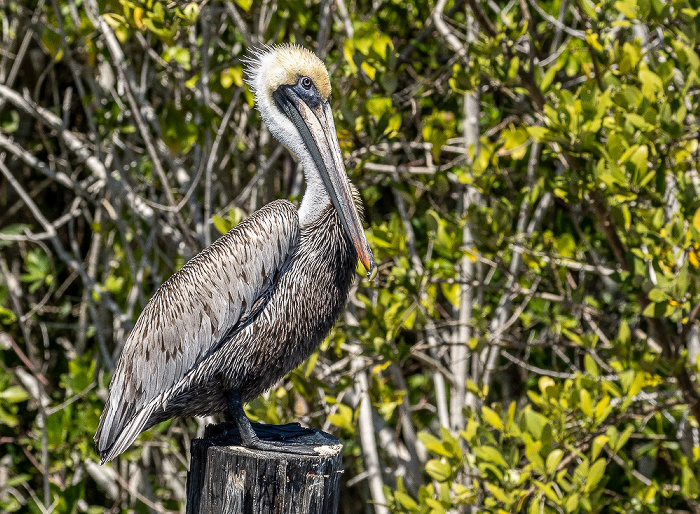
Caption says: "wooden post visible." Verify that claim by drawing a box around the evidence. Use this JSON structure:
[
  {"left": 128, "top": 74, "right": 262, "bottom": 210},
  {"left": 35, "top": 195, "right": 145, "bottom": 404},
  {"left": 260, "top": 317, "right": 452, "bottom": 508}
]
[{"left": 186, "top": 423, "right": 343, "bottom": 514}]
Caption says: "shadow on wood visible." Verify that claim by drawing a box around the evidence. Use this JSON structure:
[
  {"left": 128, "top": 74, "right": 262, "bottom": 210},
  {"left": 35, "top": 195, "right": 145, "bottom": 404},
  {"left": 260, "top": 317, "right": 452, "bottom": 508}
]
[{"left": 186, "top": 422, "right": 343, "bottom": 514}]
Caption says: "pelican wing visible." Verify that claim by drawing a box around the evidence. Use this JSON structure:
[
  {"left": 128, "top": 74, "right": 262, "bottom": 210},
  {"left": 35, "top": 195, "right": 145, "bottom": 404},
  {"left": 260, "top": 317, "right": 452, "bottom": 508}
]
[{"left": 95, "top": 200, "right": 299, "bottom": 460}]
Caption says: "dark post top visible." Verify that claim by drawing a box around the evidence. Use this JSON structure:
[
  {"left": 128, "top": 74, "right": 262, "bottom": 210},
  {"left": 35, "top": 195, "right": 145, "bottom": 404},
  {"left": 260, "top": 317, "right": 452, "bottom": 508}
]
[{"left": 186, "top": 422, "right": 343, "bottom": 514}]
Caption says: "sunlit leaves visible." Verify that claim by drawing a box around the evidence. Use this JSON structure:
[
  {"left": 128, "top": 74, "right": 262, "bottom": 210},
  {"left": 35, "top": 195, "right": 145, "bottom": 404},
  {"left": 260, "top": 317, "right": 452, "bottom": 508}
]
[
  {"left": 235, "top": 0, "right": 254, "bottom": 12},
  {"left": 6, "top": 0, "right": 700, "bottom": 511},
  {"left": 0, "top": 383, "right": 27, "bottom": 428},
  {"left": 426, "top": 459, "right": 453, "bottom": 482},
  {"left": 162, "top": 46, "right": 191, "bottom": 71},
  {"left": 422, "top": 111, "right": 456, "bottom": 162},
  {"left": 104, "top": 0, "right": 199, "bottom": 43},
  {"left": 220, "top": 66, "right": 244, "bottom": 89},
  {"left": 327, "top": 403, "right": 355, "bottom": 434},
  {"left": 20, "top": 250, "right": 53, "bottom": 293},
  {"left": 159, "top": 103, "right": 199, "bottom": 154}
]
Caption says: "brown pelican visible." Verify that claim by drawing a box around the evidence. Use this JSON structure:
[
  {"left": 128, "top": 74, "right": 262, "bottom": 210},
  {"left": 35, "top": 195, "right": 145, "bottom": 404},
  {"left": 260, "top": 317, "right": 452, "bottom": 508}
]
[{"left": 94, "top": 44, "right": 375, "bottom": 463}]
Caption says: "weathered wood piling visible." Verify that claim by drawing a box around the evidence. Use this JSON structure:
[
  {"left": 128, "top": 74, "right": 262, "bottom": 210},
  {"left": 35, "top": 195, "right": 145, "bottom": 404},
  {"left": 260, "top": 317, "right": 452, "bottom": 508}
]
[{"left": 186, "top": 423, "right": 343, "bottom": 514}]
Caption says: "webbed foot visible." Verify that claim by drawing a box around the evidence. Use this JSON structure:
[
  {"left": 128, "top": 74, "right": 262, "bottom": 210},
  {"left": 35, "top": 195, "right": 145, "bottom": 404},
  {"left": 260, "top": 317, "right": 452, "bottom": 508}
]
[{"left": 225, "top": 389, "right": 322, "bottom": 455}]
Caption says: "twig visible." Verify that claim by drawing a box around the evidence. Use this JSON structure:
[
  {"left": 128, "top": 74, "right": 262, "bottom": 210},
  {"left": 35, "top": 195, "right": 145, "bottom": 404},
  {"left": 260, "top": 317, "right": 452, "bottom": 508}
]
[
  {"left": 355, "top": 367, "right": 389, "bottom": 514},
  {"left": 398, "top": 0, "right": 467, "bottom": 64},
  {"left": 0, "top": 255, "right": 51, "bottom": 508},
  {"left": 527, "top": 0, "right": 584, "bottom": 39},
  {"left": 334, "top": 0, "right": 354, "bottom": 39},
  {"left": 203, "top": 89, "right": 241, "bottom": 244},
  {"left": 432, "top": 0, "right": 468, "bottom": 64},
  {"left": 0, "top": 331, "right": 49, "bottom": 387},
  {"left": 0, "top": 0, "right": 46, "bottom": 111},
  {"left": 84, "top": 0, "right": 197, "bottom": 251},
  {"left": 225, "top": 2, "right": 255, "bottom": 46},
  {"left": 0, "top": 157, "right": 121, "bottom": 367},
  {"left": 0, "top": 86, "right": 183, "bottom": 242}
]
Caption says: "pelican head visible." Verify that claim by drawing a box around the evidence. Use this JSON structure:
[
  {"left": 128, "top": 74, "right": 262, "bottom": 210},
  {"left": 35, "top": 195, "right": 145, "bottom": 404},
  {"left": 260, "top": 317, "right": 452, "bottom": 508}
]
[{"left": 245, "top": 44, "right": 375, "bottom": 279}]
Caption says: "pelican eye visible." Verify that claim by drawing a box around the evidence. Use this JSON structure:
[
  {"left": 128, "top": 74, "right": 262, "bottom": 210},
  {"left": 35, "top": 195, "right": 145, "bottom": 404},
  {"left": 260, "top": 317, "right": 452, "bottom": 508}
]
[{"left": 288, "top": 76, "right": 321, "bottom": 107}]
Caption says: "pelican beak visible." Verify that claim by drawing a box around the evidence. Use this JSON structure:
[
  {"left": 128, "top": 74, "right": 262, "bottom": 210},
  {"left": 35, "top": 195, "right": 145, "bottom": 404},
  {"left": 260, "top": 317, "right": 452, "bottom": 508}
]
[{"left": 274, "top": 88, "right": 376, "bottom": 280}]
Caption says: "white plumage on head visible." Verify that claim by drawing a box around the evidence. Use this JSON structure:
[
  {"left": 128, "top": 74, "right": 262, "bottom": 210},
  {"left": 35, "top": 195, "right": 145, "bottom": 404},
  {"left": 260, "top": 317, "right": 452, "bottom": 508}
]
[{"left": 244, "top": 44, "right": 339, "bottom": 225}]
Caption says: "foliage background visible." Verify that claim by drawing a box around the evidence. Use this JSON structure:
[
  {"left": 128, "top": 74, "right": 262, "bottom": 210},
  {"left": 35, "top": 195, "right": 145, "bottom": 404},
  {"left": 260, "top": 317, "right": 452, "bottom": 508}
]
[{"left": 1, "top": 0, "right": 700, "bottom": 511}]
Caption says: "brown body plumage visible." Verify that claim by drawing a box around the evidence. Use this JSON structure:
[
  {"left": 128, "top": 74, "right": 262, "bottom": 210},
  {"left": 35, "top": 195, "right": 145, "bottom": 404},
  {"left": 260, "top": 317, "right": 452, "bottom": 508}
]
[{"left": 95, "top": 45, "right": 375, "bottom": 463}]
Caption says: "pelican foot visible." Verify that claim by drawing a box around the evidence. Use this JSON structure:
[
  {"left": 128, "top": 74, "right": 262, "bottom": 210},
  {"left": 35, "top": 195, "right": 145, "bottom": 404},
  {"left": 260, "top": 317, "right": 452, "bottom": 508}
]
[
  {"left": 239, "top": 438, "right": 323, "bottom": 456},
  {"left": 249, "top": 421, "right": 316, "bottom": 440},
  {"left": 225, "top": 389, "right": 321, "bottom": 455}
]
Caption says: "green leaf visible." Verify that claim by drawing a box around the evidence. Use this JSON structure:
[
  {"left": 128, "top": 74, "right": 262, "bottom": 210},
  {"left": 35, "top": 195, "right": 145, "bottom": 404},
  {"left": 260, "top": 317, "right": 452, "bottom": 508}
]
[
  {"left": 162, "top": 46, "right": 191, "bottom": 70},
  {"left": 394, "top": 491, "right": 419, "bottom": 511},
  {"left": 591, "top": 435, "right": 609, "bottom": 461},
  {"left": 424, "top": 497, "right": 446, "bottom": 513},
  {"left": 151, "top": 2, "right": 165, "bottom": 21},
  {"left": 639, "top": 69, "right": 663, "bottom": 99},
  {"left": 366, "top": 97, "right": 393, "bottom": 119},
  {"left": 642, "top": 301, "right": 674, "bottom": 318},
  {"left": 580, "top": 389, "right": 592, "bottom": 417},
  {"left": 418, "top": 432, "right": 452, "bottom": 457},
  {"left": 565, "top": 493, "right": 580, "bottom": 513},
  {"left": 584, "top": 354, "right": 599, "bottom": 379},
  {"left": 474, "top": 445, "right": 508, "bottom": 467},
  {"left": 523, "top": 409, "right": 549, "bottom": 439},
  {"left": 0, "top": 306, "right": 17, "bottom": 325},
  {"left": 629, "top": 144, "right": 648, "bottom": 172},
  {"left": 0, "top": 404, "right": 19, "bottom": 427},
  {"left": 212, "top": 215, "right": 232, "bottom": 235},
  {"left": 648, "top": 288, "right": 667, "bottom": 302},
  {"left": 422, "top": 111, "right": 456, "bottom": 161},
  {"left": 103, "top": 13, "right": 126, "bottom": 28},
  {"left": 425, "top": 459, "right": 452, "bottom": 482},
  {"left": 595, "top": 395, "right": 612, "bottom": 423},
  {"left": 682, "top": 465, "right": 700, "bottom": 498},
  {"left": 221, "top": 66, "right": 244, "bottom": 89},
  {"left": 614, "top": 425, "right": 634, "bottom": 451},
  {"left": 618, "top": 320, "right": 631, "bottom": 344},
  {"left": 586, "top": 458, "right": 606, "bottom": 490},
  {"left": 0, "top": 386, "right": 29, "bottom": 403},
  {"left": 235, "top": 0, "right": 253, "bottom": 10},
  {"left": 614, "top": 0, "right": 638, "bottom": 18},
  {"left": 534, "top": 479, "right": 561, "bottom": 502},
  {"left": 626, "top": 113, "right": 652, "bottom": 130},
  {"left": 327, "top": 403, "right": 354, "bottom": 432},
  {"left": 526, "top": 126, "right": 550, "bottom": 142},
  {"left": 182, "top": 2, "right": 199, "bottom": 22},
  {"left": 485, "top": 482, "right": 510, "bottom": 502},
  {"left": 540, "top": 64, "right": 560, "bottom": 92},
  {"left": 546, "top": 449, "right": 563, "bottom": 474},
  {"left": 692, "top": 209, "right": 700, "bottom": 231},
  {"left": 481, "top": 406, "right": 504, "bottom": 430},
  {"left": 104, "top": 275, "right": 124, "bottom": 294}
]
